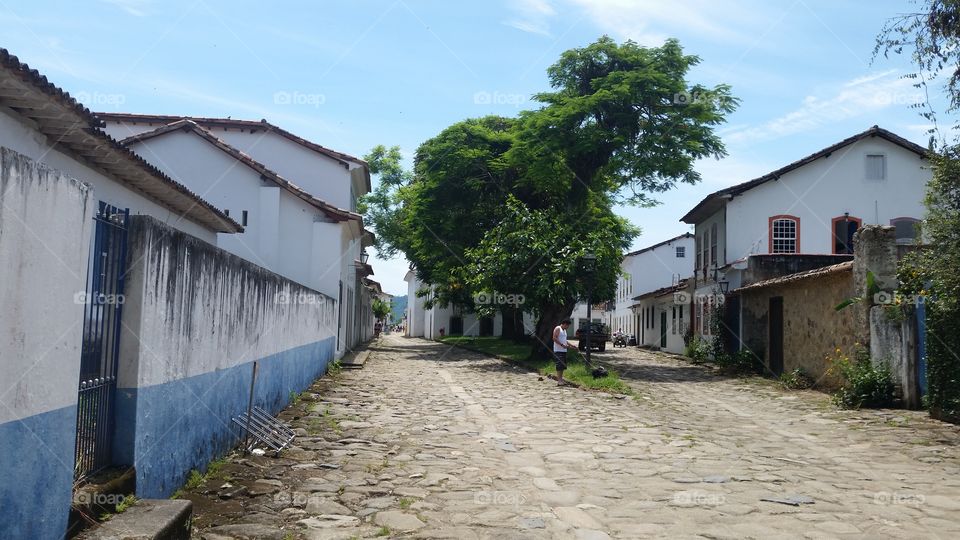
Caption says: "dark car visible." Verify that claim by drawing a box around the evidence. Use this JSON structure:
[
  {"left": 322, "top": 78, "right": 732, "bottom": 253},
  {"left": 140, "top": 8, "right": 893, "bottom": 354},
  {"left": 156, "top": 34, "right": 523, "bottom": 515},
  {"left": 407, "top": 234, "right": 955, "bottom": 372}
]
[{"left": 575, "top": 322, "right": 610, "bottom": 352}]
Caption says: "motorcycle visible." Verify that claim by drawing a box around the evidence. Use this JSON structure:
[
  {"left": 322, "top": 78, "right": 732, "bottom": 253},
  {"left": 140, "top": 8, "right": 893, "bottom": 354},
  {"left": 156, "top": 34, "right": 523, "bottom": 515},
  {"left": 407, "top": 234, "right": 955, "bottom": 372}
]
[{"left": 613, "top": 334, "right": 627, "bottom": 348}]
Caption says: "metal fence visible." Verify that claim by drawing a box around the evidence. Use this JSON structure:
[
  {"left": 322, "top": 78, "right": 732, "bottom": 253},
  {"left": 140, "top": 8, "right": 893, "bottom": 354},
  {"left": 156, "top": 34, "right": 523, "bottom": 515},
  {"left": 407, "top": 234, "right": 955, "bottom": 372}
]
[{"left": 75, "top": 202, "right": 129, "bottom": 480}]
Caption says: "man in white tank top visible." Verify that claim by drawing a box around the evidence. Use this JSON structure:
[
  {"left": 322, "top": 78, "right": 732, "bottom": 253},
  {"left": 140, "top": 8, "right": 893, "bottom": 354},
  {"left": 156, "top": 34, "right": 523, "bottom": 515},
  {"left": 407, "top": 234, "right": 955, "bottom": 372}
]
[{"left": 552, "top": 319, "right": 575, "bottom": 386}]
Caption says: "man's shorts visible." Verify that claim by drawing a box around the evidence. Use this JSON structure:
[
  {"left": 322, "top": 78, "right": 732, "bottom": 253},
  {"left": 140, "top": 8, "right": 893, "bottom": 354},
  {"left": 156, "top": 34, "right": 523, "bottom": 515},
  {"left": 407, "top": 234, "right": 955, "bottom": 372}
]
[{"left": 554, "top": 351, "right": 567, "bottom": 371}]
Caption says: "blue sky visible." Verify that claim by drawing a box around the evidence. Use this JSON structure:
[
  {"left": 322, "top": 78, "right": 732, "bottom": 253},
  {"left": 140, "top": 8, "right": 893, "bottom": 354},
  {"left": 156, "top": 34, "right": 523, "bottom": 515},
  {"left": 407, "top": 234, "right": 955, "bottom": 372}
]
[{"left": 1, "top": 0, "right": 944, "bottom": 295}]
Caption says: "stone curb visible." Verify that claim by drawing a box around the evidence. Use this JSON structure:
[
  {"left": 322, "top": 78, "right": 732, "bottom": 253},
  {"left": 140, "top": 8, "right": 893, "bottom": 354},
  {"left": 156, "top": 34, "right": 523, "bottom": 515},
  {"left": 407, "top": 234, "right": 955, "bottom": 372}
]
[{"left": 78, "top": 499, "right": 192, "bottom": 540}]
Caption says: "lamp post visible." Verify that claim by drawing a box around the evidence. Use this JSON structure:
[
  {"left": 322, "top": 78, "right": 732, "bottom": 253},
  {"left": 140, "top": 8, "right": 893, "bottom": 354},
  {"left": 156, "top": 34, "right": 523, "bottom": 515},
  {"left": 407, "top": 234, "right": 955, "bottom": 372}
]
[{"left": 582, "top": 252, "right": 597, "bottom": 365}]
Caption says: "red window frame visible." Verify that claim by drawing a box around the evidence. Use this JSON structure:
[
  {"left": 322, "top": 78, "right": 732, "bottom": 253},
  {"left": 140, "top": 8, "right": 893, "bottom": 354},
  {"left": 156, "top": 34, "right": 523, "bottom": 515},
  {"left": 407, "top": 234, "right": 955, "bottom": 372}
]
[{"left": 768, "top": 215, "right": 801, "bottom": 254}]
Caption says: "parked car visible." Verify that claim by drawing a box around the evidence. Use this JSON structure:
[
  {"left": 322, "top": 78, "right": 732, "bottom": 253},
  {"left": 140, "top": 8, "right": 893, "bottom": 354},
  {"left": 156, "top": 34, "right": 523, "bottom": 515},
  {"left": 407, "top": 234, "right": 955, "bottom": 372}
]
[{"left": 575, "top": 322, "right": 609, "bottom": 352}]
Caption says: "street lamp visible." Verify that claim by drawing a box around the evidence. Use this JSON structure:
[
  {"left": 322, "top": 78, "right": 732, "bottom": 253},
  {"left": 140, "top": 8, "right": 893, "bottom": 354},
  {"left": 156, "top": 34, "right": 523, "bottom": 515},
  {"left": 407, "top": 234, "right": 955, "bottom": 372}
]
[
  {"left": 712, "top": 265, "right": 730, "bottom": 294},
  {"left": 360, "top": 251, "right": 370, "bottom": 264},
  {"left": 582, "top": 252, "right": 597, "bottom": 365}
]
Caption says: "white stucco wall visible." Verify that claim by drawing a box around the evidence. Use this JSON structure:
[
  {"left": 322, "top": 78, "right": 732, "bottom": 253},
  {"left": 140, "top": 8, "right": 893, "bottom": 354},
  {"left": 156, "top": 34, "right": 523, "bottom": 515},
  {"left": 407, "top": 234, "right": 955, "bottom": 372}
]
[
  {"left": 721, "top": 137, "right": 928, "bottom": 262},
  {"left": 118, "top": 216, "right": 337, "bottom": 388},
  {"left": 125, "top": 131, "right": 345, "bottom": 296},
  {"left": 404, "top": 272, "right": 426, "bottom": 337},
  {"left": 611, "top": 235, "right": 695, "bottom": 339},
  {"left": 206, "top": 129, "right": 356, "bottom": 211},
  {"left": 0, "top": 110, "right": 215, "bottom": 243},
  {"left": 0, "top": 147, "right": 93, "bottom": 422}
]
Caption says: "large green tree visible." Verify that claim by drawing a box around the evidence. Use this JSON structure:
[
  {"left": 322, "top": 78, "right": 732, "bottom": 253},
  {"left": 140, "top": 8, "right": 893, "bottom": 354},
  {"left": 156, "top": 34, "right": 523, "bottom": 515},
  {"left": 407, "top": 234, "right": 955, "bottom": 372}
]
[
  {"left": 363, "top": 36, "right": 737, "bottom": 358},
  {"left": 876, "top": 1, "right": 960, "bottom": 418},
  {"left": 875, "top": 0, "right": 960, "bottom": 139},
  {"left": 491, "top": 37, "right": 736, "bottom": 355}
]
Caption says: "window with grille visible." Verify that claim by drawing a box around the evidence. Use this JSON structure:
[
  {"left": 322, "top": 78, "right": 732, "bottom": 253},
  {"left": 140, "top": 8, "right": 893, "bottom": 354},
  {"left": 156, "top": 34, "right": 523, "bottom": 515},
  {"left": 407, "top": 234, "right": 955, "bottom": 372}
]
[
  {"left": 770, "top": 217, "right": 799, "bottom": 254},
  {"left": 866, "top": 154, "right": 886, "bottom": 180},
  {"left": 676, "top": 246, "right": 685, "bottom": 258}
]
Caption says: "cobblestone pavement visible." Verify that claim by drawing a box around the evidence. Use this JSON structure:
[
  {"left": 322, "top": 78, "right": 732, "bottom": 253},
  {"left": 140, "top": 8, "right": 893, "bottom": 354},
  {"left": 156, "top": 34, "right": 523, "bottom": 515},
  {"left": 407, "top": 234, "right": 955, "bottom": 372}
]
[{"left": 192, "top": 335, "right": 960, "bottom": 539}]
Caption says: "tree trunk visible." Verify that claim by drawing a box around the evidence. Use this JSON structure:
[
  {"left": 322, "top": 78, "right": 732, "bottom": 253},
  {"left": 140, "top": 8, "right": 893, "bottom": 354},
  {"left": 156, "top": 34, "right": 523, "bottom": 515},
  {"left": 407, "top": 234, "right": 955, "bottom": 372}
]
[
  {"left": 500, "top": 305, "right": 526, "bottom": 342},
  {"left": 532, "top": 301, "right": 576, "bottom": 360}
]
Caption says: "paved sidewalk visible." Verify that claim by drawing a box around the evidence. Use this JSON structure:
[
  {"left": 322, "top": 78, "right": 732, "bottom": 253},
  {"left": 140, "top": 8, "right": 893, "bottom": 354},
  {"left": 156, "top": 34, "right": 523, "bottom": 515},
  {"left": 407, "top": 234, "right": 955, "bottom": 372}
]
[{"left": 191, "top": 335, "right": 960, "bottom": 539}]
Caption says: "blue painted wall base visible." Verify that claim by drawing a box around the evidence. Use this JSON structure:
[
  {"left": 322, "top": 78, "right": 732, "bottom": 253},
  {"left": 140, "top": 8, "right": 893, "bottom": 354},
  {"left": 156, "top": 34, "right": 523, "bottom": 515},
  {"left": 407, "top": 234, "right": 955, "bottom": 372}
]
[
  {"left": 0, "top": 405, "right": 78, "bottom": 539},
  {"left": 114, "top": 337, "right": 335, "bottom": 498}
]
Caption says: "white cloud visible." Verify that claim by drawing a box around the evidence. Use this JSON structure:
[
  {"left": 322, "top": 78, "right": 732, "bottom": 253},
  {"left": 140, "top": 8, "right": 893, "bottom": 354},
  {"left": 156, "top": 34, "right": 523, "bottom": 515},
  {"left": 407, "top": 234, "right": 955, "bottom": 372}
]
[
  {"left": 565, "top": 0, "right": 771, "bottom": 46},
  {"left": 724, "top": 71, "right": 923, "bottom": 145},
  {"left": 99, "top": 0, "right": 152, "bottom": 17},
  {"left": 503, "top": 0, "right": 557, "bottom": 36}
]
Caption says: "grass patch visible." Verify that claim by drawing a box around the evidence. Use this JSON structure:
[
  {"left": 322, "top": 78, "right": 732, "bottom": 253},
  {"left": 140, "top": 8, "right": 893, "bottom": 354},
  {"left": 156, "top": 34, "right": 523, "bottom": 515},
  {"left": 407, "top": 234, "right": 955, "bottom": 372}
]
[
  {"left": 115, "top": 495, "right": 137, "bottom": 513},
  {"left": 440, "top": 336, "right": 633, "bottom": 395},
  {"left": 170, "top": 455, "right": 232, "bottom": 499}
]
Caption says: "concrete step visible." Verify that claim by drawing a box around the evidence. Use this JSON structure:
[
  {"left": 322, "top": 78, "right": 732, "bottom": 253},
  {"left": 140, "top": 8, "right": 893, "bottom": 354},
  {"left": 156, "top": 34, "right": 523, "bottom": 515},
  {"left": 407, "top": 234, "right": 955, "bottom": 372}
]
[
  {"left": 340, "top": 350, "right": 369, "bottom": 369},
  {"left": 78, "top": 499, "right": 192, "bottom": 540}
]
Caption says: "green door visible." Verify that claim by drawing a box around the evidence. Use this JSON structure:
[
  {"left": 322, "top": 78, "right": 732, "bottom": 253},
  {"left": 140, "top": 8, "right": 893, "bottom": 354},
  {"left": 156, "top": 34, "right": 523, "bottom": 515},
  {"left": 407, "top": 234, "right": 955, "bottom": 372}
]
[{"left": 660, "top": 311, "right": 667, "bottom": 348}]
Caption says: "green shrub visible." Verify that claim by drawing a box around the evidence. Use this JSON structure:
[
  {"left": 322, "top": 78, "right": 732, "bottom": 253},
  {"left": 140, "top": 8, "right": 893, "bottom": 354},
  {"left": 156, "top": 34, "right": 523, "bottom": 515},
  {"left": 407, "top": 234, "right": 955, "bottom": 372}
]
[
  {"left": 715, "top": 347, "right": 763, "bottom": 375},
  {"left": 780, "top": 368, "right": 814, "bottom": 390},
  {"left": 685, "top": 336, "right": 711, "bottom": 363},
  {"left": 830, "top": 348, "right": 895, "bottom": 409}
]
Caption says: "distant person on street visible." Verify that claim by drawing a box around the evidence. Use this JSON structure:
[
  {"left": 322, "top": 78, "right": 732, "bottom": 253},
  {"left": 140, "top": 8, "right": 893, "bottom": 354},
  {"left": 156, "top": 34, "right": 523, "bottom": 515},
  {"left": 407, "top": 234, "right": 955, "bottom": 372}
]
[{"left": 552, "top": 319, "right": 575, "bottom": 386}]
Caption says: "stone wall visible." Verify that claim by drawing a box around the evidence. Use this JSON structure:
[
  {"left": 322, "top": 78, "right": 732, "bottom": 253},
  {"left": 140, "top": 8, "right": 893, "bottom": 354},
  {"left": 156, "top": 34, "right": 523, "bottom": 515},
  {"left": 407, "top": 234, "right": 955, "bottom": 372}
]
[
  {"left": 853, "top": 226, "right": 899, "bottom": 345},
  {"left": 740, "top": 269, "right": 856, "bottom": 386}
]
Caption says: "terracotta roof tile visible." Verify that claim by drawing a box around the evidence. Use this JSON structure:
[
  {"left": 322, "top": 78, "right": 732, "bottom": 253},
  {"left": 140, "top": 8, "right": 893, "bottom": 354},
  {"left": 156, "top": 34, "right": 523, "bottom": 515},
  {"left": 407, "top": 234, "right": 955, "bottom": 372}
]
[
  {"left": 734, "top": 261, "right": 853, "bottom": 293},
  {"left": 121, "top": 120, "right": 361, "bottom": 223},
  {"left": 95, "top": 112, "right": 371, "bottom": 192},
  {"left": 0, "top": 48, "right": 241, "bottom": 233}
]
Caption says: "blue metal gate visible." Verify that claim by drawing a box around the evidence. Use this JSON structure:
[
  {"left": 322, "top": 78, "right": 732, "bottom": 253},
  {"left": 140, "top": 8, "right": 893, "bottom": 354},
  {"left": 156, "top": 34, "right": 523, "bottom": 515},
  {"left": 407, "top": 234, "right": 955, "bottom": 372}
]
[{"left": 75, "top": 202, "right": 129, "bottom": 480}]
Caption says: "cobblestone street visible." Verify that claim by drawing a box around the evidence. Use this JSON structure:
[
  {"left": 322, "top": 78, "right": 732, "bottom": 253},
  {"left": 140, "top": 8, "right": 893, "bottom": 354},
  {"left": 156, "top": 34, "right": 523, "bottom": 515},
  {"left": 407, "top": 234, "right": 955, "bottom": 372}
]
[{"left": 192, "top": 335, "right": 960, "bottom": 539}]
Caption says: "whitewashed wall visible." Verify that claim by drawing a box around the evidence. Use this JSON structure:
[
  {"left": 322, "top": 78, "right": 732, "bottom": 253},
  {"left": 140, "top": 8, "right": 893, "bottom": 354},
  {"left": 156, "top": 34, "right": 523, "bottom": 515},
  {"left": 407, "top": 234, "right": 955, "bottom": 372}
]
[
  {"left": 611, "top": 235, "right": 695, "bottom": 339},
  {"left": 0, "top": 147, "right": 94, "bottom": 539},
  {"left": 115, "top": 215, "right": 337, "bottom": 498},
  {"left": 125, "top": 131, "right": 345, "bottom": 300},
  {"left": 0, "top": 110, "right": 215, "bottom": 242},
  {"left": 722, "top": 137, "right": 928, "bottom": 262}
]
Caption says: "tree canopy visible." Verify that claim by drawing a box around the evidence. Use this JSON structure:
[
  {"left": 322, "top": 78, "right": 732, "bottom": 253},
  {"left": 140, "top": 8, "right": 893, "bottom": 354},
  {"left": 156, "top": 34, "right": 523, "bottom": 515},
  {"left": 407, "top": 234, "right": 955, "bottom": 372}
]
[
  {"left": 874, "top": 0, "right": 960, "bottom": 143},
  {"left": 876, "top": 1, "right": 960, "bottom": 418},
  {"left": 362, "top": 36, "right": 737, "bottom": 357}
]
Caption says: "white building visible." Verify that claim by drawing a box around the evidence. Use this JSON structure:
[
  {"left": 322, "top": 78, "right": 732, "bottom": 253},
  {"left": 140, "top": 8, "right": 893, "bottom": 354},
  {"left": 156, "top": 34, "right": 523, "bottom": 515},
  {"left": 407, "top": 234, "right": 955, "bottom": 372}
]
[
  {"left": 632, "top": 279, "right": 691, "bottom": 353},
  {"left": 617, "top": 233, "right": 694, "bottom": 339},
  {"left": 404, "top": 270, "right": 533, "bottom": 339},
  {"left": 568, "top": 233, "right": 694, "bottom": 353},
  {"left": 0, "top": 48, "right": 240, "bottom": 539},
  {"left": 680, "top": 126, "right": 930, "bottom": 346},
  {"left": 97, "top": 113, "right": 375, "bottom": 354}
]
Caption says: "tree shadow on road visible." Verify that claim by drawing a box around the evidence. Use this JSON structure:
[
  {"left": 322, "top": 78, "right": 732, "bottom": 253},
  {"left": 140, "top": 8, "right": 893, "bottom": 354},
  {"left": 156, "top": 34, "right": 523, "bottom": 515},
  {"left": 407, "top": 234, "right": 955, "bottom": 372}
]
[{"left": 598, "top": 353, "right": 736, "bottom": 385}]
